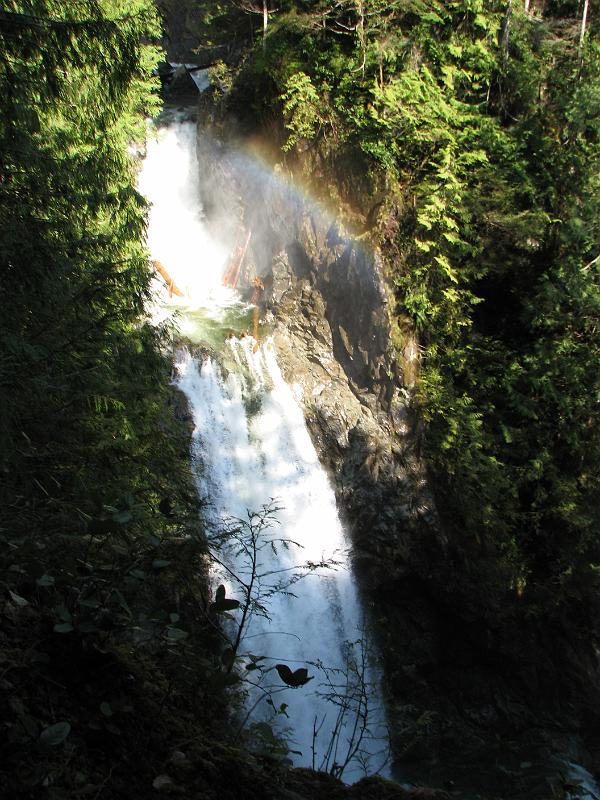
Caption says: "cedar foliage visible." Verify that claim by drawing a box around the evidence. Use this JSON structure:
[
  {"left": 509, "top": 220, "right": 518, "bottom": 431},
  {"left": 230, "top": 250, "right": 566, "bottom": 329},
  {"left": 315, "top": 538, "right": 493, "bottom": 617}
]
[{"left": 0, "top": 3, "right": 227, "bottom": 795}]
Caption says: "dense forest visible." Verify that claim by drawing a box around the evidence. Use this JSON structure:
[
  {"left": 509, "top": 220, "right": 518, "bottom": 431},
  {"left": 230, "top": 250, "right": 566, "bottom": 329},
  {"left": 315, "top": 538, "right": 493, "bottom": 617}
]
[
  {"left": 1, "top": 0, "right": 599, "bottom": 797},
  {"left": 0, "top": 2, "right": 223, "bottom": 796}
]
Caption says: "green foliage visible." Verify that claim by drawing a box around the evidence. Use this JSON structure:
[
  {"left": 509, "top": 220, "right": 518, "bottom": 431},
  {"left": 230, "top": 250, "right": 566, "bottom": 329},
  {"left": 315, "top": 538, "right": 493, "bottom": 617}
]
[
  {"left": 0, "top": 2, "right": 235, "bottom": 795},
  {"left": 209, "top": 59, "right": 234, "bottom": 94},
  {"left": 281, "top": 71, "right": 322, "bottom": 151},
  {"left": 39, "top": 722, "right": 71, "bottom": 747}
]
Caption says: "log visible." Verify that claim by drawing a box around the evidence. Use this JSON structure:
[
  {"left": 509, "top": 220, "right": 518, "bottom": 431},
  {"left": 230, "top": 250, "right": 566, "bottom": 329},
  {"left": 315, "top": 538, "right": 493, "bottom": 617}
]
[
  {"left": 223, "top": 230, "right": 252, "bottom": 289},
  {"left": 152, "top": 259, "right": 184, "bottom": 297}
]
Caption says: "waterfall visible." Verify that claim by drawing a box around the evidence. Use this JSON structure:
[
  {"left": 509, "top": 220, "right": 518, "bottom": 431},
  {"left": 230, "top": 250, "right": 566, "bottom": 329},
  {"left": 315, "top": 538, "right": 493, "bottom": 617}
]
[{"left": 140, "top": 115, "right": 389, "bottom": 781}]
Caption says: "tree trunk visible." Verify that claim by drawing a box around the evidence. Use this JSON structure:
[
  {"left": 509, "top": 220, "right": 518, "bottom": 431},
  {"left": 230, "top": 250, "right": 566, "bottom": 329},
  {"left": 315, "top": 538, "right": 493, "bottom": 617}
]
[
  {"left": 502, "top": 0, "right": 514, "bottom": 65},
  {"left": 262, "top": 0, "right": 268, "bottom": 52},
  {"left": 356, "top": 0, "right": 366, "bottom": 76},
  {"left": 579, "top": 0, "right": 590, "bottom": 62}
]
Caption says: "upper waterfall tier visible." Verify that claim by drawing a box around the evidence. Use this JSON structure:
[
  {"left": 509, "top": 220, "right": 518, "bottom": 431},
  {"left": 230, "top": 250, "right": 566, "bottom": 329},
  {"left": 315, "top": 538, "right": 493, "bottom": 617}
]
[{"left": 138, "top": 120, "right": 235, "bottom": 310}]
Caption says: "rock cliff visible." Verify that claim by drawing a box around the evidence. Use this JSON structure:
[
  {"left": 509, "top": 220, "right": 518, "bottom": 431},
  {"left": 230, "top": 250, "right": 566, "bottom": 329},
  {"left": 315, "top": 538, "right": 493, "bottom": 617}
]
[{"left": 194, "top": 114, "right": 441, "bottom": 596}]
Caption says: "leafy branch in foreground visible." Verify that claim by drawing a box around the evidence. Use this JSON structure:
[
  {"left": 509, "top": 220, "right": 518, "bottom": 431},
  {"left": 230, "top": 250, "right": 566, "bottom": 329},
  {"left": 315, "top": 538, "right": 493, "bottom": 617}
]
[
  {"left": 206, "top": 501, "right": 339, "bottom": 673},
  {"left": 311, "top": 638, "right": 390, "bottom": 779},
  {"left": 202, "top": 502, "right": 389, "bottom": 778}
]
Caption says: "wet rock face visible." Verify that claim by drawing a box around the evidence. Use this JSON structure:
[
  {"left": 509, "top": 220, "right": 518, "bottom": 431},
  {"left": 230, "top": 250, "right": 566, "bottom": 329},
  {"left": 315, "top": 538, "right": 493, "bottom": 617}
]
[
  {"left": 281, "top": 221, "right": 393, "bottom": 405},
  {"left": 272, "top": 227, "right": 391, "bottom": 400},
  {"left": 194, "top": 119, "right": 440, "bottom": 589},
  {"left": 194, "top": 122, "right": 393, "bottom": 400}
]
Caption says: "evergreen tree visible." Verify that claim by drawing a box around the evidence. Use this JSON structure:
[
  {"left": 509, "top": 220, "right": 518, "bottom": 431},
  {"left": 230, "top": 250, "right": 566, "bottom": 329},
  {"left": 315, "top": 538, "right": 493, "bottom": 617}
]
[
  {"left": 0, "top": 0, "right": 163, "bottom": 519},
  {"left": 0, "top": 6, "right": 212, "bottom": 792}
]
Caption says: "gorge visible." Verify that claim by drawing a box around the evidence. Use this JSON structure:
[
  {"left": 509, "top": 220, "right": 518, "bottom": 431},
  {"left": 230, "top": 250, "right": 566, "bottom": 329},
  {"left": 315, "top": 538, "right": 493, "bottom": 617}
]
[
  {"left": 1, "top": 2, "right": 599, "bottom": 799},
  {"left": 139, "top": 95, "right": 600, "bottom": 796}
]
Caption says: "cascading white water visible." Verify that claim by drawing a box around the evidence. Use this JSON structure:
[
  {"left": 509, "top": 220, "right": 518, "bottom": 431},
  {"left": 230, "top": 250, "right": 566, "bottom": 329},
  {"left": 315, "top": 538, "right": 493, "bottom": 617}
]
[
  {"left": 138, "top": 120, "right": 233, "bottom": 310},
  {"left": 140, "top": 116, "right": 389, "bottom": 781}
]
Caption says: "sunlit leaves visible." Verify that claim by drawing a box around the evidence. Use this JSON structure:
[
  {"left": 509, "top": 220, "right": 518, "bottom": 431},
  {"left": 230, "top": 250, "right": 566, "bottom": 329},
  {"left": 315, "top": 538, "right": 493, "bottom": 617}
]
[{"left": 280, "top": 71, "right": 323, "bottom": 151}]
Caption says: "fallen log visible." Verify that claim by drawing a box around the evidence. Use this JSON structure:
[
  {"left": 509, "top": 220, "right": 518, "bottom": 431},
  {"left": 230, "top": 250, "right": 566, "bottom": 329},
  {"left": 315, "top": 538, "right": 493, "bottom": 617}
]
[
  {"left": 152, "top": 259, "right": 184, "bottom": 297},
  {"left": 223, "top": 229, "right": 252, "bottom": 289},
  {"left": 251, "top": 276, "right": 264, "bottom": 353}
]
